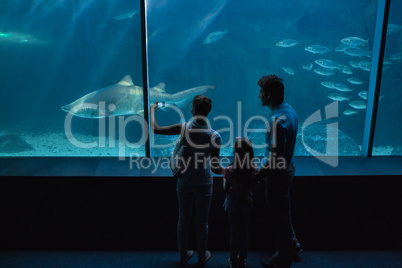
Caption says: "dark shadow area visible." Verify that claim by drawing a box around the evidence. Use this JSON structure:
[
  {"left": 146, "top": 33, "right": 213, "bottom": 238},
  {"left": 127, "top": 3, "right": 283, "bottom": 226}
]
[
  {"left": 0, "top": 251, "right": 401, "bottom": 268},
  {"left": 0, "top": 175, "right": 401, "bottom": 251}
]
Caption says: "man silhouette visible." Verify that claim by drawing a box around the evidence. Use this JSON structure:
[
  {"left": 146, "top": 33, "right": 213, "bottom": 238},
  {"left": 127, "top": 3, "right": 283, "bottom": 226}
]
[{"left": 255, "top": 75, "right": 302, "bottom": 268}]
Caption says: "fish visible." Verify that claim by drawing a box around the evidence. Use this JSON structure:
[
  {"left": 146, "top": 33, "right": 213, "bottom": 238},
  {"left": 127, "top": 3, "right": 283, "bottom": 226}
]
[
  {"left": 335, "top": 43, "right": 353, "bottom": 52},
  {"left": 304, "top": 45, "right": 330, "bottom": 54},
  {"left": 358, "top": 61, "right": 371, "bottom": 71},
  {"left": 113, "top": 10, "right": 138, "bottom": 20},
  {"left": 389, "top": 52, "right": 402, "bottom": 60},
  {"left": 349, "top": 61, "right": 359, "bottom": 68},
  {"left": 343, "top": 109, "right": 358, "bottom": 115},
  {"left": 344, "top": 47, "right": 371, "bottom": 57},
  {"left": 281, "top": 67, "right": 295, "bottom": 75},
  {"left": 313, "top": 68, "right": 336, "bottom": 76},
  {"left": 321, "top": 81, "right": 336, "bottom": 89},
  {"left": 276, "top": 39, "right": 299, "bottom": 47},
  {"left": 347, "top": 77, "right": 365, "bottom": 85},
  {"left": 0, "top": 31, "right": 43, "bottom": 45},
  {"left": 349, "top": 100, "right": 367, "bottom": 109},
  {"left": 341, "top": 37, "right": 368, "bottom": 46},
  {"left": 315, "top": 59, "right": 340, "bottom": 69},
  {"left": 358, "top": 91, "right": 368, "bottom": 100},
  {"left": 203, "top": 28, "right": 228, "bottom": 44},
  {"left": 333, "top": 83, "right": 353, "bottom": 92},
  {"left": 61, "top": 75, "right": 216, "bottom": 118},
  {"left": 327, "top": 93, "right": 350, "bottom": 102},
  {"left": 0, "top": 32, "right": 11, "bottom": 38},
  {"left": 383, "top": 60, "right": 392, "bottom": 65},
  {"left": 387, "top": 24, "right": 402, "bottom": 35},
  {"left": 340, "top": 65, "right": 353, "bottom": 75},
  {"left": 302, "top": 63, "right": 313, "bottom": 71}
]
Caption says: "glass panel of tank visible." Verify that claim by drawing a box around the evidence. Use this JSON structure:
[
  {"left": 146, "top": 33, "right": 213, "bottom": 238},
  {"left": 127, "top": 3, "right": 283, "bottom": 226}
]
[
  {"left": 147, "top": 0, "right": 378, "bottom": 157},
  {"left": 0, "top": 0, "right": 145, "bottom": 157},
  {"left": 372, "top": 0, "right": 402, "bottom": 156}
]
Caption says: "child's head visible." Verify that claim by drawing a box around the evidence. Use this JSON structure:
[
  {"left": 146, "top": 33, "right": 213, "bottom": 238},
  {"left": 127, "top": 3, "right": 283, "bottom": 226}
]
[
  {"left": 233, "top": 138, "right": 254, "bottom": 166},
  {"left": 233, "top": 138, "right": 255, "bottom": 185}
]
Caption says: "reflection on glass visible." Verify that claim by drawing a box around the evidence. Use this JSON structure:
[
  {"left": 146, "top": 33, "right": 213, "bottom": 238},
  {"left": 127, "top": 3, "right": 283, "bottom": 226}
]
[
  {"left": 0, "top": 0, "right": 145, "bottom": 157},
  {"left": 147, "top": 0, "right": 378, "bottom": 157},
  {"left": 373, "top": 0, "right": 402, "bottom": 155}
]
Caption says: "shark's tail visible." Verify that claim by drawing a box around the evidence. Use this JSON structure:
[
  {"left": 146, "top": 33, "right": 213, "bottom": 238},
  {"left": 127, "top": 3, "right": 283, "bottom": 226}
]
[
  {"left": 169, "top": 85, "right": 216, "bottom": 109},
  {"left": 170, "top": 85, "right": 216, "bottom": 97}
]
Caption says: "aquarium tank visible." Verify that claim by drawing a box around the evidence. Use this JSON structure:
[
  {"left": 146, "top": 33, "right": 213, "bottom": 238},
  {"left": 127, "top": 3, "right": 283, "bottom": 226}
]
[{"left": 0, "top": 0, "right": 400, "bottom": 160}]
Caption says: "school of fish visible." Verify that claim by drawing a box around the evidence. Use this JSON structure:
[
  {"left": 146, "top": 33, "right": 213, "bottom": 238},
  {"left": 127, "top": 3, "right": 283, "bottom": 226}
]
[{"left": 275, "top": 35, "right": 396, "bottom": 116}]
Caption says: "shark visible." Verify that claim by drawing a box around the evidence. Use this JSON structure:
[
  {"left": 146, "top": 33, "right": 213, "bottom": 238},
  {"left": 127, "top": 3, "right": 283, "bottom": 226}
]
[{"left": 61, "top": 75, "right": 216, "bottom": 119}]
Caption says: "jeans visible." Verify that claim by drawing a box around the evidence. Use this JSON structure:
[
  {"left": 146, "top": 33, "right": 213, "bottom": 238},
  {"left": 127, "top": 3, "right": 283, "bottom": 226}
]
[
  {"left": 265, "top": 163, "right": 296, "bottom": 267},
  {"left": 226, "top": 195, "right": 252, "bottom": 261},
  {"left": 177, "top": 184, "right": 213, "bottom": 261}
]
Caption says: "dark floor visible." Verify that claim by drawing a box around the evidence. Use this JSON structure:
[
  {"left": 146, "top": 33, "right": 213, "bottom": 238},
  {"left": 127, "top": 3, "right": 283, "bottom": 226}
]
[{"left": 0, "top": 251, "right": 401, "bottom": 268}]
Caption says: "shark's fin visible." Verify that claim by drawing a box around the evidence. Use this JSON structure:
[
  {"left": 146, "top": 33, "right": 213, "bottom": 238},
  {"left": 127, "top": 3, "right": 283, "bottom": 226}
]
[
  {"left": 185, "top": 99, "right": 192, "bottom": 110},
  {"left": 151, "top": 82, "right": 166, "bottom": 93},
  {"left": 118, "top": 75, "right": 134, "bottom": 86}
]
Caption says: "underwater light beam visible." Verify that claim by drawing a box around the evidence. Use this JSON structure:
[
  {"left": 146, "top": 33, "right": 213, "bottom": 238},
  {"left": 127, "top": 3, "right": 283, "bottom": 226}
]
[
  {"left": 70, "top": 0, "right": 97, "bottom": 21},
  {"left": 145, "top": 0, "right": 169, "bottom": 13},
  {"left": 35, "top": 0, "right": 98, "bottom": 99},
  {"left": 183, "top": 0, "right": 227, "bottom": 48}
]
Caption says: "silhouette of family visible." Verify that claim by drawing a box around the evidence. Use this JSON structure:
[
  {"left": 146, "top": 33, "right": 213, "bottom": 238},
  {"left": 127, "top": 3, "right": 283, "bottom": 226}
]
[{"left": 150, "top": 75, "right": 301, "bottom": 268}]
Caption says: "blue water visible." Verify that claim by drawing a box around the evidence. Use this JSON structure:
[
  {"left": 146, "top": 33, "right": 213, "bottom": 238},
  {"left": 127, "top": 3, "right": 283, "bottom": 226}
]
[{"left": 0, "top": 0, "right": 401, "bottom": 157}]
